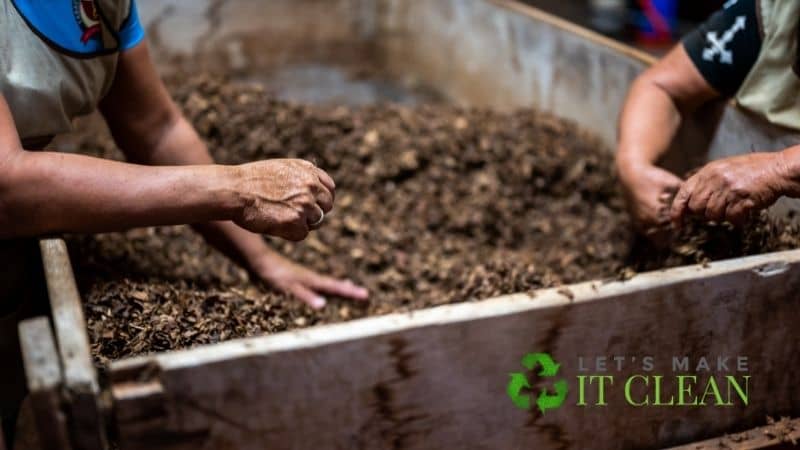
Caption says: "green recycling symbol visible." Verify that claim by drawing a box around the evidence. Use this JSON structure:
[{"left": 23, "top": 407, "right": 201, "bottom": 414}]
[{"left": 507, "top": 352, "right": 568, "bottom": 413}]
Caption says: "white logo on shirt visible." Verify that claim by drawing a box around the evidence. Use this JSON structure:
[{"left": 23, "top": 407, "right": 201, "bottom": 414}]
[{"left": 702, "top": 16, "right": 746, "bottom": 64}]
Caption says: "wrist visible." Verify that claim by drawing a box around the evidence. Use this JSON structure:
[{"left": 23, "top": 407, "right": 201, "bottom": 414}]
[
  {"left": 616, "top": 154, "right": 652, "bottom": 183},
  {"left": 208, "top": 165, "right": 245, "bottom": 221}
]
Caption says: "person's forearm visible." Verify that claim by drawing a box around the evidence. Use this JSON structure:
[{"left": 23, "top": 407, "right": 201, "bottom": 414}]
[
  {"left": 0, "top": 150, "right": 240, "bottom": 238},
  {"left": 123, "top": 115, "right": 278, "bottom": 272},
  {"left": 616, "top": 75, "right": 683, "bottom": 177},
  {"left": 193, "top": 220, "right": 281, "bottom": 274}
]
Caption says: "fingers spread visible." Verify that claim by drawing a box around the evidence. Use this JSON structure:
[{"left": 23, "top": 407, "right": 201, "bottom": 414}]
[
  {"left": 288, "top": 284, "right": 327, "bottom": 310},
  {"left": 311, "top": 276, "right": 369, "bottom": 301}
]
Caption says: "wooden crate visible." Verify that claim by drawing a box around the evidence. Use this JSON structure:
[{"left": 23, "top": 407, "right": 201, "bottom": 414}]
[{"left": 20, "top": 1, "right": 800, "bottom": 449}]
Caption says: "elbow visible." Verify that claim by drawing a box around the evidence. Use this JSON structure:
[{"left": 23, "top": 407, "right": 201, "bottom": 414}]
[{"left": 110, "top": 104, "right": 183, "bottom": 164}]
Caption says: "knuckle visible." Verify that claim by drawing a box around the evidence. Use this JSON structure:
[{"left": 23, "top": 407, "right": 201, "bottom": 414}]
[
  {"left": 720, "top": 172, "right": 736, "bottom": 186},
  {"left": 280, "top": 209, "right": 304, "bottom": 226},
  {"left": 730, "top": 181, "right": 750, "bottom": 196},
  {"left": 303, "top": 174, "right": 319, "bottom": 188},
  {"left": 299, "top": 193, "right": 316, "bottom": 206},
  {"left": 291, "top": 209, "right": 306, "bottom": 224}
]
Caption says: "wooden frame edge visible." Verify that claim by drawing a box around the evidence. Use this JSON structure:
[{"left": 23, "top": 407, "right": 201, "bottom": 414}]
[
  {"left": 111, "top": 248, "right": 800, "bottom": 371},
  {"left": 39, "top": 239, "right": 109, "bottom": 450}
]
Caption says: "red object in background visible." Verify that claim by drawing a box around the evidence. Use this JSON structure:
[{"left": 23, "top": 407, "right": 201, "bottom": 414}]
[{"left": 635, "top": 0, "right": 677, "bottom": 47}]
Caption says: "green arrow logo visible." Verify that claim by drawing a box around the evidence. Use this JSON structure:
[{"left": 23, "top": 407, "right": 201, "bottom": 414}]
[
  {"left": 506, "top": 352, "right": 568, "bottom": 413},
  {"left": 507, "top": 372, "right": 531, "bottom": 410},
  {"left": 537, "top": 379, "right": 568, "bottom": 413}
]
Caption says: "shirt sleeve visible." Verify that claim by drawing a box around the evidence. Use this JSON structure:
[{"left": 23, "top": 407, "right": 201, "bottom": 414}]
[
  {"left": 118, "top": 0, "right": 145, "bottom": 51},
  {"left": 681, "top": 0, "right": 762, "bottom": 97}
]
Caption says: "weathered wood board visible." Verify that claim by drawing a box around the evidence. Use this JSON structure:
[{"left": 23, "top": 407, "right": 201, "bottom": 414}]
[
  {"left": 39, "top": 240, "right": 108, "bottom": 450},
  {"left": 17, "top": 317, "right": 72, "bottom": 450},
  {"left": 111, "top": 252, "right": 800, "bottom": 449},
  {"left": 667, "top": 418, "right": 800, "bottom": 450}
]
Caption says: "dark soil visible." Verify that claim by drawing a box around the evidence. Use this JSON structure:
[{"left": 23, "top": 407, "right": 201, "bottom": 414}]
[{"left": 61, "top": 74, "right": 800, "bottom": 364}]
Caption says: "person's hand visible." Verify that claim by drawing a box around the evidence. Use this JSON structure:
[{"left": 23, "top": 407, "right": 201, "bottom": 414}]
[
  {"left": 618, "top": 161, "right": 682, "bottom": 239},
  {"left": 253, "top": 253, "right": 369, "bottom": 309},
  {"left": 670, "top": 152, "right": 795, "bottom": 226},
  {"left": 230, "top": 159, "right": 335, "bottom": 241}
]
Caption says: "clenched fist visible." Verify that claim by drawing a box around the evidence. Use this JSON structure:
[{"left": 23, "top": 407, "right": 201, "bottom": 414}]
[{"left": 229, "top": 159, "right": 335, "bottom": 241}]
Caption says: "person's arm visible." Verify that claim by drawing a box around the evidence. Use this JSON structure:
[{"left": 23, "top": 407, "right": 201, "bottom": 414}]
[
  {"left": 99, "top": 42, "right": 367, "bottom": 308},
  {"left": 616, "top": 46, "right": 720, "bottom": 235},
  {"left": 617, "top": 0, "right": 761, "bottom": 235},
  {"left": 0, "top": 93, "right": 334, "bottom": 240},
  {"left": 662, "top": 0, "right": 800, "bottom": 225}
]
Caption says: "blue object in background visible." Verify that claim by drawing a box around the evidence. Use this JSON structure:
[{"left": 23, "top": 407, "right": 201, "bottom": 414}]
[
  {"left": 634, "top": 0, "right": 678, "bottom": 43},
  {"left": 10, "top": 0, "right": 145, "bottom": 56}
]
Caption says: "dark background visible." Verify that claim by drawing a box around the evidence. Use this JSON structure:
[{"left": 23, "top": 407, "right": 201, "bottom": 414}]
[{"left": 523, "top": 0, "right": 726, "bottom": 48}]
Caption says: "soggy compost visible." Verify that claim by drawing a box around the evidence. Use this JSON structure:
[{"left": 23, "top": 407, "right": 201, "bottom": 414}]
[{"left": 62, "top": 74, "right": 800, "bottom": 363}]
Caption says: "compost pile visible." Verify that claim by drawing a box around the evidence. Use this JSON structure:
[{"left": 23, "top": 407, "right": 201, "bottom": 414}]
[{"left": 63, "top": 74, "right": 800, "bottom": 363}]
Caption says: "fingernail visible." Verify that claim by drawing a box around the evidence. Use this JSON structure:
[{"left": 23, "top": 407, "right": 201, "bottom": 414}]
[{"left": 311, "top": 297, "right": 327, "bottom": 309}]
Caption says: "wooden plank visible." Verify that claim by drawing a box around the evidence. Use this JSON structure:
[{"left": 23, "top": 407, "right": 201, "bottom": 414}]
[
  {"left": 18, "top": 317, "right": 71, "bottom": 450},
  {"left": 39, "top": 239, "right": 108, "bottom": 450},
  {"left": 667, "top": 418, "right": 800, "bottom": 450},
  {"left": 13, "top": 398, "right": 43, "bottom": 450},
  {"left": 110, "top": 251, "right": 800, "bottom": 450},
  {"left": 39, "top": 240, "right": 95, "bottom": 393}
]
